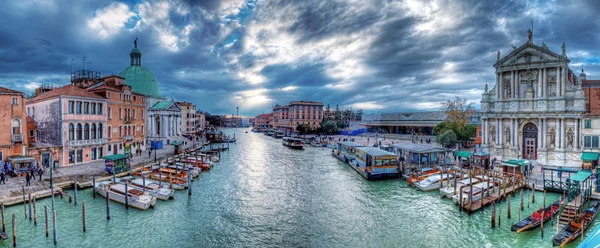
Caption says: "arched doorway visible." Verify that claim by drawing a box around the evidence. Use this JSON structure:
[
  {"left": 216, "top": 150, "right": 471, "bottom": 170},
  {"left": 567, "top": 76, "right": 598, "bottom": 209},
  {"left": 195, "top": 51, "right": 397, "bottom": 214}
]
[{"left": 522, "top": 123, "right": 537, "bottom": 159}]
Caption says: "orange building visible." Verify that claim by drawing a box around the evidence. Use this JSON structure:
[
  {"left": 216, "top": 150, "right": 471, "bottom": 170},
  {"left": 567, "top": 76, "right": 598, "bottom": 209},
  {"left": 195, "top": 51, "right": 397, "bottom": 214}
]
[
  {"left": 475, "top": 125, "right": 483, "bottom": 145},
  {"left": 0, "top": 87, "right": 28, "bottom": 162},
  {"left": 27, "top": 85, "right": 107, "bottom": 167},
  {"left": 88, "top": 75, "right": 147, "bottom": 155},
  {"left": 272, "top": 101, "right": 324, "bottom": 132}
]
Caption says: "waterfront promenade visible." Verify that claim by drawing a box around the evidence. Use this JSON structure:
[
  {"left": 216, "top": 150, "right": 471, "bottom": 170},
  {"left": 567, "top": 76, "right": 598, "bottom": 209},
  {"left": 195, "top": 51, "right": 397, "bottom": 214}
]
[{"left": 0, "top": 142, "right": 195, "bottom": 205}]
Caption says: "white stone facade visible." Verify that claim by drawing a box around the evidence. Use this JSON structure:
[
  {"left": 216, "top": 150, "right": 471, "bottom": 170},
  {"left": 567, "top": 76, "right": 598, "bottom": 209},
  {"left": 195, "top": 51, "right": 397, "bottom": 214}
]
[{"left": 480, "top": 35, "right": 586, "bottom": 167}]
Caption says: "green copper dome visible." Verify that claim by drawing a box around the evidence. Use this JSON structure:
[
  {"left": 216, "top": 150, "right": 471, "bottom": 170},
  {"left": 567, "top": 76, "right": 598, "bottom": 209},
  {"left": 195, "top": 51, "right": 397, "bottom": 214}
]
[
  {"left": 119, "top": 66, "right": 160, "bottom": 97},
  {"left": 119, "top": 40, "right": 160, "bottom": 97}
]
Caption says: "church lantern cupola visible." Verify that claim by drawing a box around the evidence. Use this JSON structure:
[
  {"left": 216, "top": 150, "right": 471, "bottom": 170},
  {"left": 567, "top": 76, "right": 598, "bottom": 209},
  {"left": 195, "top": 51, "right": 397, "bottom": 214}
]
[{"left": 130, "top": 38, "right": 142, "bottom": 66}]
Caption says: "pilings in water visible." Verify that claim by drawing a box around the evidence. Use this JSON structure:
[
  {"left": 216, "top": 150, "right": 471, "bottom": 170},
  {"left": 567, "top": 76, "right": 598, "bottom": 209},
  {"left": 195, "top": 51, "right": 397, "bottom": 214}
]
[
  {"left": 11, "top": 213, "right": 15, "bottom": 247},
  {"left": 44, "top": 205, "right": 48, "bottom": 237},
  {"left": 52, "top": 209, "right": 57, "bottom": 245},
  {"left": 498, "top": 208, "right": 502, "bottom": 228},
  {"left": 22, "top": 186, "right": 26, "bottom": 218},
  {"left": 532, "top": 183, "right": 535, "bottom": 203},
  {"left": 188, "top": 172, "right": 192, "bottom": 196},
  {"left": 74, "top": 180, "right": 77, "bottom": 205},
  {"left": 507, "top": 195, "right": 511, "bottom": 219},
  {"left": 33, "top": 196, "right": 37, "bottom": 225},
  {"left": 125, "top": 184, "right": 129, "bottom": 210},
  {"left": 491, "top": 202, "right": 496, "bottom": 228},
  {"left": 520, "top": 189, "right": 524, "bottom": 211},
  {"left": 28, "top": 193, "right": 32, "bottom": 221},
  {"left": 92, "top": 176, "right": 96, "bottom": 199},
  {"left": 1, "top": 203, "right": 4, "bottom": 233},
  {"left": 106, "top": 191, "right": 110, "bottom": 220},
  {"left": 82, "top": 201, "right": 86, "bottom": 232}
]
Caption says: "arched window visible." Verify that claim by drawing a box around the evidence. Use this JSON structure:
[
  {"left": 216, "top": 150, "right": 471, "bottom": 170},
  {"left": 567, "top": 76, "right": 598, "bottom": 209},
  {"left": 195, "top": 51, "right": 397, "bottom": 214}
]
[
  {"left": 76, "top": 124, "right": 82, "bottom": 140},
  {"left": 119, "top": 126, "right": 122, "bottom": 137},
  {"left": 142, "top": 125, "right": 144, "bottom": 135},
  {"left": 84, "top": 124, "right": 90, "bottom": 140},
  {"left": 68, "top": 123, "right": 74, "bottom": 140},
  {"left": 91, "top": 124, "right": 96, "bottom": 139},
  {"left": 11, "top": 119, "right": 21, "bottom": 134}
]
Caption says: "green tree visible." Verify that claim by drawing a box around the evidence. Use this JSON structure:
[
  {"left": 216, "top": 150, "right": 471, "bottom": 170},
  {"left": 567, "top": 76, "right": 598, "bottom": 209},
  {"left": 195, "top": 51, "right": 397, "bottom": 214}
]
[
  {"left": 296, "top": 123, "right": 310, "bottom": 135},
  {"left": 436, "top": 130, "right": 457, "bottom": 148},
  {"left": 321, "top": 121, "right": 338, "bottom": 134},
  {"left": 433, "top": 122, "right": 449, "bottom": 135},
  {"left": 457, "top": 125, "right": 477, "bottom": 143},
  {"left": 355, "top": 109, "right": 363, "bottom": 121}
]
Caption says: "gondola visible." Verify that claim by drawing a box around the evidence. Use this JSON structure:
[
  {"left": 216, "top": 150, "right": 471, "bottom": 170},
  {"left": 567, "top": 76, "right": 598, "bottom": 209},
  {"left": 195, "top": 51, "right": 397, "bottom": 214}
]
[
  {"left": 512, "top": 198, "right": 564, "bottom": 232},
  {"left": 552, "top": 201, "right": 600, "bottom": 247}
]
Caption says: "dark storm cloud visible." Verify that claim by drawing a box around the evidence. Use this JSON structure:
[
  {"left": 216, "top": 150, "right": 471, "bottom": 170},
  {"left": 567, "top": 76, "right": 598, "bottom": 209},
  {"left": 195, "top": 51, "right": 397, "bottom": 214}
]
[{"left": 1, "top": 0, "right": 600, "bottom": 116}]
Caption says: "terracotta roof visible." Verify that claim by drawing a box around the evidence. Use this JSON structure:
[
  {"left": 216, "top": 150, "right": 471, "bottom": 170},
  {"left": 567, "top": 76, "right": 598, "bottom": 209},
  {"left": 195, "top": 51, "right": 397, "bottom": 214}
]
[
  {"left": 0, "top": 86, "right": 23, "bottom": 94},
  {"left": 176, "top": 101, "right": 194, "bottom": 107},
  {"left": 27, "top": 85, "right": 104, "bottom": 103}
]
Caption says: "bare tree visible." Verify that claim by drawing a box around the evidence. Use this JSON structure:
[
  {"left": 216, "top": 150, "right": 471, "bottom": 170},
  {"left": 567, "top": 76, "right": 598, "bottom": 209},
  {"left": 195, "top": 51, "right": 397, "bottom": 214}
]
[{"left": 441, "top": 97, "right": 474, "bottom": 130}]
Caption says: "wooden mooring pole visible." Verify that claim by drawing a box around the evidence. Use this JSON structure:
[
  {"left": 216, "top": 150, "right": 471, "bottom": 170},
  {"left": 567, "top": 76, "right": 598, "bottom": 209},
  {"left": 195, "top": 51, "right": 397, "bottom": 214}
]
[
  {"left": 28, "top": 193, "right": 32, "bottom": 221},
  {"left": 491, "top": 202, "right": 496, "bottom": 228},
  {"left": 106, "top": 191, "right": 110, "bottom": 220},
  {"left": 74, "top": 180, "right": 77, "bottom": 205},
  {"left": 0, "top": 203, "right": 4, "bottom": 233},
  {"left": 82, "top": 201, "right": 86, "bottom": 232},
  {"left": 498, "top": 208, "right": 502, "bottom": 228},
  {"left": 507, "top": 195, "right": 511, "bottom": 219},
  {"left": 541, "top": 210, "right": 544, "bottom": 238},
  {"left": 12, "top": 213, "right": 16, "bottom": 247},
  {"left": 188, "top": 172, "right": 192, "bottom": 196},
  {"left": 52, "top": 209, "right": 57, "bottom": 245},
  {"left": 22, "top": 186, "right": 26, "bottom": 218},
  {"left": 44, "top": 205, "right": 48, "bottom": 237},
  {"left": 532, "top": 183, "right": 535, "bottom": 203},
  {"left": 92, "top": 176, "right": 96, "bottom": 199},
  {"left": 33, "top": 196, "right": 37, "bottom": 225},
  {"left": 520, "top": 189, "right": 524, "bottom": 211},
  {"left": 125, "top": 183, "right": 129, "bottom": 210}
]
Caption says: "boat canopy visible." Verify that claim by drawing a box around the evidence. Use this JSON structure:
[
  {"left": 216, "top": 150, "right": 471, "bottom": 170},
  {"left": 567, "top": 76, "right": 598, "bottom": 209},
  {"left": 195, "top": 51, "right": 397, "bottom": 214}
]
[
  {"left": 7, "top": 156, "right": 35, "bottom": 163},
  {"left": 569, "top": 170, "right": 593, "bottom": 183},
  {"left": 103, "top": 154, "right": 128, "bottom": 161},
  {"left": 581, "top": 152, "right": 599, "bottom": 161},
  {"left": 501, "top": 159, "right": 530, "bottom": 167},
  {"left": 391, "top": 143, "right": 446, "bottom": 154},
  {"left": 338, "top": 141, "right": 364, "bottom": 148},
  {"left": 356, "top": 147, "right": 398, "bottom": 159},
  {"left": 454, "top": 151, "right": 471, "bottom": 158}
]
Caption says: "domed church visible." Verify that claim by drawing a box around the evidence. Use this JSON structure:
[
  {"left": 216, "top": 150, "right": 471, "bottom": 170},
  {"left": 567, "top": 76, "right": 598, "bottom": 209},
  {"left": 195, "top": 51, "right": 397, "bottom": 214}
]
[{"left": 119, "top": 39, "right": 186, "bottom": 145}]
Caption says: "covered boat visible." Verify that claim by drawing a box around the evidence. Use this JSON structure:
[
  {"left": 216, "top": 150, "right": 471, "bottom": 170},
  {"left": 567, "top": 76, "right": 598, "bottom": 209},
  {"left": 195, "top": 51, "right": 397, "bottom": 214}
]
[
  {"left": 512, "top": 199, "right": 564, "bottom": 232},
  {"left": 95, "top": 181, "right": 157, "bottom": 210},
  {"left": 552, "top": 201, "right": 600, "bottom": 247}
]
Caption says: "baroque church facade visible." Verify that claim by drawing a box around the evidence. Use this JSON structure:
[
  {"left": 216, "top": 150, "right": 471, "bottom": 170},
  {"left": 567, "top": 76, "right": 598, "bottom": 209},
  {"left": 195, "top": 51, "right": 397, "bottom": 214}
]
[{"left": 480, "top": 30, "right": 586, "bottom": 167}]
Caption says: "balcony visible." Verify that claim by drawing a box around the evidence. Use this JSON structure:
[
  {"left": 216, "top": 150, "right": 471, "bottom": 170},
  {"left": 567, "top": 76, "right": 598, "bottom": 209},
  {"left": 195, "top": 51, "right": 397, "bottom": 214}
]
[
  {"left": 68, "top": 138, "right": 107, "bottom": 147},
  {"left": 124, "top": 135, "right": 134, "bottom": 141},
  {"left": 125, "top": 116, "right": 132, "bottom": 123},
  {"left": 12, "top": 134, "right": 23, "bottom": 142}
]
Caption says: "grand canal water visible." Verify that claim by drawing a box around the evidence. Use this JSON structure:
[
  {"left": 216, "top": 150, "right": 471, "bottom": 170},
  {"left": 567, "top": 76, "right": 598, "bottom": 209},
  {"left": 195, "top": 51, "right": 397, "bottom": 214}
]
[{"left": 0, "top": 128, "right": 596, "bottom": 247}]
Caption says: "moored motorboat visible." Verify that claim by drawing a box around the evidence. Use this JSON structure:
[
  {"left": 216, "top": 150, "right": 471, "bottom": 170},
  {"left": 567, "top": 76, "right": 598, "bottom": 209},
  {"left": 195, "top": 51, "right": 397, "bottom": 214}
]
[
  {"left": 440, "top": 177, "right": 478, "bottom": 199},
  {"left": 552, "top": 201, "right": 600, "bottom": 247},
  {"left": 118, "top": 176, "right": 174, "bottom": 201},
  {"left": 451, "top": 179, "right": 500, "bottom": 204},
  {"left": 512, "top": 198, "right": 565, "bottom": 232},
  {"left": 407, "top": 169, "right": 439, "bottom": 186},
  {"left": 95, "top": 181, "right": 157, "bottom": 210},
  {"left": 416, "top": 173, "right": 459, "bottom": 191}
]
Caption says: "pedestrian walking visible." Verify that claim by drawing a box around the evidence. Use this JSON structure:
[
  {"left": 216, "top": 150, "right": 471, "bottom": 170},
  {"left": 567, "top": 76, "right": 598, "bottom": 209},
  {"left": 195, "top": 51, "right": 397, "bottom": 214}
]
[
  {"left": 0, "top": 171, "right": 5, "bottom": 185},
  {"left": 26, "top": 173, "right": 31, "bottom": 186},
  {"left": 38, "top": 167, "right": 43, "bottom": 181},
  {"left": 148, "top": 149, "right": 152, "bottom": 158},
  {"left": 31, "top": 164, "right": 37, "bottom": 180}
]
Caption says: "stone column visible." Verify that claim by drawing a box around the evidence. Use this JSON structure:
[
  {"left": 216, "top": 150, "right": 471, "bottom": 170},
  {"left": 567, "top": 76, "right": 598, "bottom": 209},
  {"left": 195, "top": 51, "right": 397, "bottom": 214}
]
[
  {"left": 497, "top": 73, "right": 501, "bottom": 99},
  {"left": 537, "top": 119, "right": 542, "bottom": 149},
  {"left": 556, "top": 66, "right": 561, "bottom": 97},
  {"left": 496, "top": 119, "right": 500, "bottom": 145},
  {"left": 560, "top": 118, "right": 565, "bottom": 149},
  {"left": 513, "top": 118, "right": 518, "bottom": 148},
  {"left": 482, "top": 118, "right": 487, "bottom": 146},
  {"left": 575, "top": 119, "right": 579, "bottom": 150},
  {"left": 555, "top": 119, "right": 560, "bottom": 149},
  {"left": 514, "top": 70, "right": 518, "bottom": 98},
  {"left": 541, "top": 118, "right": 546, "bottom": 148},
  {"left": 499, "top": 119, "right": 503, "bottom": 146},
  {"left": 542, "top": 67, "right": 546, "bottom": 97},
  {"left": 535, "top": 68, "right": 542, "bottom": 98}
]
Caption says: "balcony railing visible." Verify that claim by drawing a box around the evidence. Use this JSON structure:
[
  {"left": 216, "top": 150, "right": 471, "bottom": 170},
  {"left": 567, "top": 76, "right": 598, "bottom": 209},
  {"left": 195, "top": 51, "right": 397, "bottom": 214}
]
[
  {"left": 124, "top": 135, "right": 134, "bottom": 141},
  {"left": 12, "top": 134, "right": 23, "bottom": 142},
  {"left": 68, "top": 138, "right": 107, "bottom": 147},
  {"left": 125, "top": 116, "right": 132, "bottom": 123}
]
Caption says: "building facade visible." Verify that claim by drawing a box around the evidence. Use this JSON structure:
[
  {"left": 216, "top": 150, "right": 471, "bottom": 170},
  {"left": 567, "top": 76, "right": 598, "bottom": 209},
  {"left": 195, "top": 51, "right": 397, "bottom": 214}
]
[
  {"left": 272, "top": 101, "right": 323, "bottom": 132},
  {"left": 195, "top": 110, "right": 205, "bottom": 134},
  {"left": 88, "top": 75, "right": 147, "bottom": 155},
  {"left": 177, "top": 102, "right": 196, "bottom": 137},
  {"left": 480, "top": 31, "right": 586, "bottom": 167},
  {"left": 255, "top": 113, "right": 271, "bottom": 129},
  {"left": 27, "top": 85, "right": 108, "bottom": 167},
  {"left": 0, "top": 87, "right": 28, "bottom": 161},
  {"left": 272, "top": 104, "right": 290, "bottom": 130}
]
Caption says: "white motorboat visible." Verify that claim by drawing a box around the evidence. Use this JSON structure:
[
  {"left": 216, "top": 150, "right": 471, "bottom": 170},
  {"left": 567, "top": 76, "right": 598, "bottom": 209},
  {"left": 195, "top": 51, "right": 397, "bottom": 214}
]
[
  {"left": 118, "top": 177, "right": 174, "bottom": 201},
  {"left": 416, "top": 173, "right": 459, "bottom": 191},
  {"left": 95, "top": 181, "right": 157, "bottom": 210},
  {"left": 282, "top": 137, "right": 304, "bottom": 149},
  {"left": 451, "top": 180, "right": 500, "bottom": 204},
  {"left": 440, "top": 177, "right": 476, "bottom": 199}
]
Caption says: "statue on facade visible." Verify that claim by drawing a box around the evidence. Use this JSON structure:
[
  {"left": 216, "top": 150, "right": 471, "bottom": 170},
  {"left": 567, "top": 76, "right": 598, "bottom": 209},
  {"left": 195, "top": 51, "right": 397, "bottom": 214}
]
[
  {"left": 567, "top": 128, "right": 574, "bottom": 148},
  {"left": 484, "top": 83, "right": 488, "bottom": 93},
  {"left": 527, "top": 29, "right": 532, "bottom": 43},
  {"left": 497, "top": 50, "right": 500, "bottom": 61},
  {"left": 490, "top": 126, "right": 496, "bottom": 144},
  {"left": 134, "top": 37, "right": 138, "bottom": 47},
  {"left": 541, "top": 42, "right": 547, "bottom": 49},
  {"left": 504, "top": 127, "right": 510, "bottom": 145},
  {"left": 561, "top": 42, "right": 566, "bottom": 55},
  {"left": 548, "top": 128, "right": 556, "bottom": 148},
  {"left": 511, "top": 44, "right": 517, "bottom": 50}
]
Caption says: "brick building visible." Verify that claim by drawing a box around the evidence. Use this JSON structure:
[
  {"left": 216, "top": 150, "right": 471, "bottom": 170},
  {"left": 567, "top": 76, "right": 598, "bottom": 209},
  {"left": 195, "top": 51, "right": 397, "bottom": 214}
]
[
  {"left": 272, "top": 101, "right": 324, "bottom": 132},
  {"left": 0, "top": 87, "right": 28, "bottom": 162},
  {"left": 177, "top": 101, "right": 196, "bottom": 137},
  {"left": 88, "top": 75, "right": 147, "bottom": 156}
]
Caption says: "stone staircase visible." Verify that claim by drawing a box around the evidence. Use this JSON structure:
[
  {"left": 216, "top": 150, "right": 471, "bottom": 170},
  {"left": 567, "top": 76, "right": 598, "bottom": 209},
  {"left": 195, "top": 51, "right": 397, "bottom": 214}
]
[{"left": 558, "top": 193, "right": 583, "bottom": 229}]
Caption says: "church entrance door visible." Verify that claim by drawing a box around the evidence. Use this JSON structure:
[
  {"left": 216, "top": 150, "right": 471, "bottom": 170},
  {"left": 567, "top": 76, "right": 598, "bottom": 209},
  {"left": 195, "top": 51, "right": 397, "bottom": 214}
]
[{"left": 522, "top": 123, "right": 537, "bottom": 160}]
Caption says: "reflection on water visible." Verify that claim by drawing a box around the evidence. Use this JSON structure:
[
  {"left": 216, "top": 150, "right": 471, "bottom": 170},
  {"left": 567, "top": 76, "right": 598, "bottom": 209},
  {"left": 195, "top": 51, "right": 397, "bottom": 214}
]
[{"left": 0, "top": 128, "right": 593, "bottom": 248}]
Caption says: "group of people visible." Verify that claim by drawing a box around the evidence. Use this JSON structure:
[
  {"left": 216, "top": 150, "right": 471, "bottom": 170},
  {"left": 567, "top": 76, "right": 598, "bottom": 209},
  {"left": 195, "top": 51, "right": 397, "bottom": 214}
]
[{"left": 0, "top": 161, "right": 44, "bottom": 186}]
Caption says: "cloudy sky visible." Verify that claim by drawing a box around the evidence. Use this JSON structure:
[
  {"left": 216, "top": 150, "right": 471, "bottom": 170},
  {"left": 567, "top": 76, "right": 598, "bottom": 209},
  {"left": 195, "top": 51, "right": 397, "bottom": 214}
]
[{"left": 1, "top": 0, "right": 599, "bottom": 117}]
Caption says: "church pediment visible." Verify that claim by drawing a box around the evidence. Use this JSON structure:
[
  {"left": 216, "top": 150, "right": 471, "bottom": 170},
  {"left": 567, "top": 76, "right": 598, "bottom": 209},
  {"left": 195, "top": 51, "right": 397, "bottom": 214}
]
[{"left": 494, "top": 42, "right": 569, "bottom": 68}]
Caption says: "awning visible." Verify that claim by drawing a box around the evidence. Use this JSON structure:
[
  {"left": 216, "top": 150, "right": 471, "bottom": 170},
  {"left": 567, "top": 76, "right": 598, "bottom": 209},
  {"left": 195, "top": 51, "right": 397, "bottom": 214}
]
[
  {"left": 569, "top": 170, "right": 593, "bottom": 182},
  {"left": 102, "top": 154, "right": 128, "bottom": 161},
  {"left": 502, "top": 159, "right": 530, "bottom": 167},
  {"left": 454, "top": 151, "right": 472, "bottom": 158},
  {"left": 171, "top": 142, "right": 182, "bottom": 146},
  {"left": 7, "top": 156, "right": 36, "bottom": 163},
  {"left": 578, "top": 224, "right": 600, "bottom": 248},
  {"left": 581, "top": 152, "right": 599, "bottom": 161}
]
